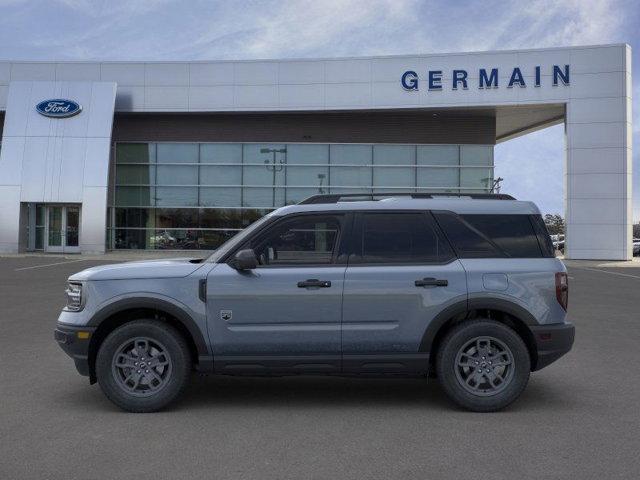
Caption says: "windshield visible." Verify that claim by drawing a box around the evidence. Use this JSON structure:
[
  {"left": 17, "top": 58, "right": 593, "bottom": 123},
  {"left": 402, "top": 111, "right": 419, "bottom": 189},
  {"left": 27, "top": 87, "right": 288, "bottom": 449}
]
[{"left": 205, "top": 213, "right": 275, "bottom": 263}]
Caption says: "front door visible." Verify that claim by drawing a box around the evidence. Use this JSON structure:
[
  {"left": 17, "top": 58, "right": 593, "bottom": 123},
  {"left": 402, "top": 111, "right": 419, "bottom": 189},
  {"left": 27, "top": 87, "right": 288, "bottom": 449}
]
[
  {"left": 207, "top": 213, "right": 348, "bottom": 374},
  {"left": 45, "top": 205, "right": 81, "bottom": 253},
  {"left": 341, "top": 211, "right": 468, "bottom": 374}
]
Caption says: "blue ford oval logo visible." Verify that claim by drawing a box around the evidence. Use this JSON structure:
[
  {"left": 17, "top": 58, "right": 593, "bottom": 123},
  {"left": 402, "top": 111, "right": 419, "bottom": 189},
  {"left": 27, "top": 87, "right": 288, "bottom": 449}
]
[{"left": 36, "top": 99, "right": 82, "bottom": 118}]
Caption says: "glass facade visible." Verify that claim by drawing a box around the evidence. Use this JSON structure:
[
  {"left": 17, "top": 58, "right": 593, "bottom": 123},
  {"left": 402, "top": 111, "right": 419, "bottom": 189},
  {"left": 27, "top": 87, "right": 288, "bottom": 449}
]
[{"left": 110, "top": 142, "right": 494, "bottom": 250}]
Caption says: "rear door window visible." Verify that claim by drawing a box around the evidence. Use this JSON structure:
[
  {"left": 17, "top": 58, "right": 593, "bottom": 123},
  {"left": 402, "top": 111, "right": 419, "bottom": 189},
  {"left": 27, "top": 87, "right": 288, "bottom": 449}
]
[
  {"left": 353, "top": 212, "right": 454, "bottom": 264},
  {"left": 433, "top": 212, "right": 502, "bottom": 258}
]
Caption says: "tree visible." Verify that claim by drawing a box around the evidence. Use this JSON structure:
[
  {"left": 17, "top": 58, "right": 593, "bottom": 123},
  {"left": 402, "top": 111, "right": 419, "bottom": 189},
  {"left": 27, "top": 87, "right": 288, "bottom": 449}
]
[{"left": 544, "top": 214, "right": 565, "bottom": 236}]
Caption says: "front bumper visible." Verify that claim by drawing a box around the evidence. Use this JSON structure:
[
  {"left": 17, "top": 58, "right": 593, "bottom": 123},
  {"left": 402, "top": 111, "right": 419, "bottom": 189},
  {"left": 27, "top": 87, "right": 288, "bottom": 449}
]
[
  {"left": 530, "top": 322, "right": 575, "bottom": 371},
  {"left": 54, "top": 324, "right": 96, "bottom": 377}
]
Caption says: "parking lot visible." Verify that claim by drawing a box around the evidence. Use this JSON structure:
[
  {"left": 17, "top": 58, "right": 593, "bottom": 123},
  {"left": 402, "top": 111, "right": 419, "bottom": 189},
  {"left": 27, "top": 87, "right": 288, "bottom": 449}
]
[{"left": 1, "top": 255, "right": 639, "bottom": 479}]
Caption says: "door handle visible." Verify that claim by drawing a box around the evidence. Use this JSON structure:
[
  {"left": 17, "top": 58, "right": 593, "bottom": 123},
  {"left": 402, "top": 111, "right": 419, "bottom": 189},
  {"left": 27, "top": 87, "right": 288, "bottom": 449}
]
[
  {"left": 415, "top": 277, "right": 448, "bottom": 287},
  {"left": 297, "top": 279, "right": 332, "bottom": 288}
]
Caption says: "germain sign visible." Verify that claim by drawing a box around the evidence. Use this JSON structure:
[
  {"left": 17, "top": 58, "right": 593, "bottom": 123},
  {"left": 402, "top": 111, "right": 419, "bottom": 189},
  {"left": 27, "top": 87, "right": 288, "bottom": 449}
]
[
  {"left": 401, "top": 65, "right": 570, "bottom": 91},
  {"left": 36, "top": 99, "right": 82, "bottom": 118}
]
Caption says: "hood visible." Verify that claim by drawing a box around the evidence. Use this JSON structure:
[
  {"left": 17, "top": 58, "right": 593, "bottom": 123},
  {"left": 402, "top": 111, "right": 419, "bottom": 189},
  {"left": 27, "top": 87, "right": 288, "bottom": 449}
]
[{"left": 69, "top": 258, "right": 205, "bottom": 281}]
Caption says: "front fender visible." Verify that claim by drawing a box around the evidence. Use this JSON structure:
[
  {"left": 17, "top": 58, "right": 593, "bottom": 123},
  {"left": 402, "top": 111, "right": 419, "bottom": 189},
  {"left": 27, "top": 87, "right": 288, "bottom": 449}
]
[{"left": 88, "top": 294, "right": 211, "bottom": 360}]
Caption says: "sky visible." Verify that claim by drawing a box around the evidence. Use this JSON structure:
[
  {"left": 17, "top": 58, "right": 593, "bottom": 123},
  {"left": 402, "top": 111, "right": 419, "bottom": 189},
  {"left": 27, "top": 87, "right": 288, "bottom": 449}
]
[{"left": 0, "top": 0, "right": 638, "bottom": 218}]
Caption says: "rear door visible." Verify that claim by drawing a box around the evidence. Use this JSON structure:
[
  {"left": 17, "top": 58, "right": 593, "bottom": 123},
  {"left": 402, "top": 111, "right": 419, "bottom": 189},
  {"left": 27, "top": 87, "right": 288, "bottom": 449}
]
[{"left": 341, "top": 211, "right": 467, "bottom": 374}]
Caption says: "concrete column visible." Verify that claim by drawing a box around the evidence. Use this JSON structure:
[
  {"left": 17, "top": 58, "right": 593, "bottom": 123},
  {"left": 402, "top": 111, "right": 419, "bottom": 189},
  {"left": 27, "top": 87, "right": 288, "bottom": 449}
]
[{"left": 565, "top": 45, "right": 632, "bottom": 260}]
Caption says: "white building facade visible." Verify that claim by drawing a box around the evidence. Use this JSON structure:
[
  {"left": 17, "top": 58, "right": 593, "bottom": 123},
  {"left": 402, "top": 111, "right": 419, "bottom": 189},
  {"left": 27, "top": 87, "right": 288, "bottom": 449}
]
[{"left": 0, "top": 44, "right": 633, "bottom": 259}]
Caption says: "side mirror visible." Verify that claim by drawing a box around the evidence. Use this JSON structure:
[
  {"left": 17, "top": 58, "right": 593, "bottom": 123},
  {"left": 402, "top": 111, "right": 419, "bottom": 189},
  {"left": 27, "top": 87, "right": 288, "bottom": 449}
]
[{"left": 231, "top": 249, "right": 258, "bottom": 270}]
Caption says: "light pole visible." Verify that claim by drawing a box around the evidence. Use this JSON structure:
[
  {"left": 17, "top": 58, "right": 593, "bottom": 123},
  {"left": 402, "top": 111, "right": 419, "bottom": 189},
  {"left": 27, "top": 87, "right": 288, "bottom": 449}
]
[
  {"left": 261, "top": 147, "right": 287, "bottom": 207},
  {"left": 492, "top": 177, "right": 504, "bottom": 193},
  {"left": 317, "top": 173, "right": 326, "bottom": 194}
]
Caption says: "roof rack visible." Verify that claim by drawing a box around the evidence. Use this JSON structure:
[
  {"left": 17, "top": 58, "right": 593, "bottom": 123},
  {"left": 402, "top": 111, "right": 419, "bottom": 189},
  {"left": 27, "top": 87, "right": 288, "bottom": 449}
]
[{"left": 298, "top": 192, "right": 516, "bottom": 204}]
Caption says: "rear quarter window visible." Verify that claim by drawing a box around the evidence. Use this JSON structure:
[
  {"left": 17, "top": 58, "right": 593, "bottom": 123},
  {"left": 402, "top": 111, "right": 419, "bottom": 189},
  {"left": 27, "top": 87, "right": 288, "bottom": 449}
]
[
  {"left": 461, "top": 215, "right": 543, "bottom": 258},
  {"left": 434, "top": 212, "right": 549, "bottom": 258}
]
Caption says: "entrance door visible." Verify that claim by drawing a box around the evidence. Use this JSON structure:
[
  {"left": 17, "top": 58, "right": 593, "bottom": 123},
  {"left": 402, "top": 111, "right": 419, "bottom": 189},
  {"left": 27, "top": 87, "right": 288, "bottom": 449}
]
[
  {"left": 46, "top": 206, "right": 64, "bottom": 253},
  {"left": 45, "top": 205, "right": 81, "bottom": 253},
  {"left": 64, "top": 206, "right": 80, "bottom": 253}
]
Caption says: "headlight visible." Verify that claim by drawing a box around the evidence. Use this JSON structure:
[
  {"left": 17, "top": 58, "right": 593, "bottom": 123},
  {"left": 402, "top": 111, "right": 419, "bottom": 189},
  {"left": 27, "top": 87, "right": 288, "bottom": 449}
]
[{"left": 65, "top": 282, "right": 84, "bottom": 311}]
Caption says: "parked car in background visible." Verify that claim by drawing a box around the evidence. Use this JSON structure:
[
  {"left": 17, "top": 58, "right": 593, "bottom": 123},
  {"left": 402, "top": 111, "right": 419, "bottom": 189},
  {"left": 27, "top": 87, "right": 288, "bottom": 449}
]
[
  {"left": 551, "top": 234, "right": 565, "bottom": 254},
  {"left": 633, "top": 238, "right": 640, "bottom": 256},
  {"left": 55, "top": 193, "right": 574, "bottom": 413}
]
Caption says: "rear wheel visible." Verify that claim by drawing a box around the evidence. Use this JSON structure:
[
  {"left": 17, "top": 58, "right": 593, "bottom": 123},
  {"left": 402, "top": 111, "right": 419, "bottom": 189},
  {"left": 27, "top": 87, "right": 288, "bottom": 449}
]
[
  {"left": 96, "top": 320, "right": 191, "bottom": 412},
  {"left": 436, "top": 319, "right": 530, "bottom": 412}
]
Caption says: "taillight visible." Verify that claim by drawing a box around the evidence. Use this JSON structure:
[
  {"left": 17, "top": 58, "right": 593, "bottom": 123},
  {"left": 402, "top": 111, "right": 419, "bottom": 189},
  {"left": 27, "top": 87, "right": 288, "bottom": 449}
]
[{"left": 555, "top": 272, "right": 568, "bottom": 311}]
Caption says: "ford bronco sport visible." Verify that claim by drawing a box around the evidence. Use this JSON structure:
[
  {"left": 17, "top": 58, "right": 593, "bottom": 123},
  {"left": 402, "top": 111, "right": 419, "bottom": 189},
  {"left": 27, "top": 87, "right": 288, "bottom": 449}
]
[{"left": 55, "top": 193, "right": 574, "bottom": 412}]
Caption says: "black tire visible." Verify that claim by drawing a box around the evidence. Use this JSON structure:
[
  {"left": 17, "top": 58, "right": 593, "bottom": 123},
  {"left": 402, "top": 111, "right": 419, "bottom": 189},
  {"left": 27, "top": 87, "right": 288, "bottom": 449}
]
[
  {"left": 96, "top": 320, "right": 192, "bottom": 413},
  {"left": 436, "top": 319, "right": 530, "bottom": 412}
]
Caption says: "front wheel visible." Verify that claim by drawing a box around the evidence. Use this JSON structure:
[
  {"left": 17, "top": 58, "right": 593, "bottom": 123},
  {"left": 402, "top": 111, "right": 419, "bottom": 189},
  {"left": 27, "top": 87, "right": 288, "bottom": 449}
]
[
  {"left": 436, "top": 319, "right": 530, "bottom": 412},
  {"left": 96, "top": 320, "right": 192, "bottom": 412}
]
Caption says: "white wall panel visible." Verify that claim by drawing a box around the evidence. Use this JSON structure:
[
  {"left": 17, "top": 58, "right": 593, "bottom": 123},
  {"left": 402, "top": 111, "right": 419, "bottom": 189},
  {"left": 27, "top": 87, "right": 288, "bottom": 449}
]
[
  {"left": 3, "top": 82, "right": 32, "bottom": 136},
  {"left": 567, "top": 97, "right": 626, "bottom": 124},
  {"left": 87, "top": 83, "right": 117, "bottom": 136},
  {"left": 0, "top": 136, "right": 25, "bottom": 185},
  {"left": 567, "top": 198, "right": 626, "bottom": 224},
  {"left": 145, "top": 86, "right": 189, "bottom": 110},
  {"left": 324, "top": 59, "right": 371, "bottom": 83},
  {"left": 19, "top": 136, "right": 49, "bottom": 201},
  {"left": 569, "top": 71, "right": 625, "bottom": 99},
  {"left": 0, "top": 63, "right": 10, "bottom": 84},
  {"left": 83, "top": 137, "right": 111, "bottom": 187},
  {"left": 278, "top": 61, "right": 324, "bottom": 85},
  {"left": 189, "top": 62, "right": 234, "bottom": 86},
  {"left": 11, "top": 63, "right": 55, "bottom": 81},
  {"left": 55, "top": 63, "right": 101, "bottom": 81},
  {"left": 145, "top": 63, "right": 189, "bottom": 86},
  {"left": 234, "top": 62, "right": 278, "bottom": 85},
  {"left": 101, "top": 63, "right": 145, "bottom": 86},
  {"left": 80, "top": 186, "right": 108, "bottom": 253},
  {"left": 570, "top": 46, "right": 625, "bottom": 74},
  {"left": 114, "top": 86, "right": 144, "bottom": 110},
  {"left": 0, "top": 186, "right": 21, "bottom": 252},
  {"left": 235, "top": 85, "right": 278, "bottom": 108},
  {"left": 325, "top": 83, "right": 371, "bottom": 107},
  {"left": 57, "top": 137, "right": 86, "bottom": 202},
  {"left": 567, "top": 122, "right": 626, "bottom": 149},
  {"left": 0, "top": 85, "right": 8, "bottom": 109},
  {"left": 188, "top": 86, "right": 234, "bottom": 109},
  {"left": 568, "top": 173, "right": 627, "bottom": 199},
  {"left": 278, "top": 84, "right": 324, "bottom": 108},
  {"left": 567, "top": 147, "right": 630, "bottom": 174}
]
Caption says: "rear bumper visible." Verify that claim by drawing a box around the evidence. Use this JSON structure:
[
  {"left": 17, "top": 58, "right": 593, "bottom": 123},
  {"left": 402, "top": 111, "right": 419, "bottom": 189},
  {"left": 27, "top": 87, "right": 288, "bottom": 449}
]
[
  {"left": 54, "top": 324, "right": 96, "bottom": 377},
  {"left": 530, "top": 322, "right": 575, "bottom": 371}
]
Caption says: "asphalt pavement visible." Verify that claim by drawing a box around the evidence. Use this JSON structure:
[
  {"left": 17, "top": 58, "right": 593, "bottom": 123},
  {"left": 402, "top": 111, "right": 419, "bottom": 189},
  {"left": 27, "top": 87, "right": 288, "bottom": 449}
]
[{"left": 1, "top": 255, "right": 639, "bottom": 479}]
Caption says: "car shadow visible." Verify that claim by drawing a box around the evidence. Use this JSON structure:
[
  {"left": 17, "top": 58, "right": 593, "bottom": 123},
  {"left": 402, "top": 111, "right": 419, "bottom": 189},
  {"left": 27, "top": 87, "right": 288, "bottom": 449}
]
[
  {"left": 177, "top": 373, "right": 577, "bottom": 413},
  {"left": 54, "top": 373, "right": 577, "bottom": 414}
]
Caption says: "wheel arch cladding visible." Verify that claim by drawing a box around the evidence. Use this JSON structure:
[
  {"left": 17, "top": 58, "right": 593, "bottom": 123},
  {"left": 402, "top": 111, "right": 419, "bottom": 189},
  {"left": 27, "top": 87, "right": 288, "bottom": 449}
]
[
  {"left": 86, "top": 298, "right": 209, "bottom": 383},
  {"left": 421, "top": 298, "right": 539, "bottom": 371}
]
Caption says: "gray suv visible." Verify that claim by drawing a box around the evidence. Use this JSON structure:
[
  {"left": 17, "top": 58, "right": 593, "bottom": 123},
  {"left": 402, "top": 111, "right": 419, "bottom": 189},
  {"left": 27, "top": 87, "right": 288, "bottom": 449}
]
[{"left": 55, "top": 193, "right": 574, "bottom": 412}]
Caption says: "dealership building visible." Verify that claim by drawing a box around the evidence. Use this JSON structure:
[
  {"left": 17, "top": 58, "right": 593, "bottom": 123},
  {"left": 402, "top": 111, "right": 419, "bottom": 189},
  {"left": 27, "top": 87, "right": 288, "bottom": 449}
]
[{"left": 0, "top": 44, "right": 633, "bottom": 259}]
